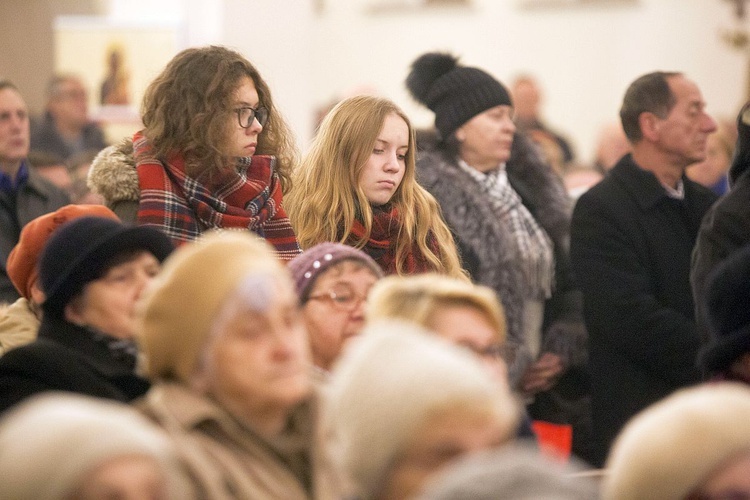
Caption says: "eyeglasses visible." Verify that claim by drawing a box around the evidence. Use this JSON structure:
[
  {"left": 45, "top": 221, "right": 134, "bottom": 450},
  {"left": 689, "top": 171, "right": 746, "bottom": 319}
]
[
  {"left": 234, "top": 106, "right": 269, "bottom": 128},
  {"left": 307, "top": 283, "right": 367, "bottom": 312}
]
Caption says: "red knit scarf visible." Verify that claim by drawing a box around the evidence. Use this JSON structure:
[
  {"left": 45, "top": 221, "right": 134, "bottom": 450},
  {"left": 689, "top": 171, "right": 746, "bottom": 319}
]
[
  {"left": 346, "top": 205, "right": 438, "bottom": 275},
  {"left": 133, "top": 131, "right": 301, "bottom": 260}
]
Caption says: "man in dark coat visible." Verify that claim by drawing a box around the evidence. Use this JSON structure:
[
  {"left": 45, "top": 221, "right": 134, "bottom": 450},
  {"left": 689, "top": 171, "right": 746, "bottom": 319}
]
[
  {"left": 570, "top": 71, "right": 718, "bottom": 467},
  {"left": 0, "top": 80, "right": 70, "bottom": 304}
]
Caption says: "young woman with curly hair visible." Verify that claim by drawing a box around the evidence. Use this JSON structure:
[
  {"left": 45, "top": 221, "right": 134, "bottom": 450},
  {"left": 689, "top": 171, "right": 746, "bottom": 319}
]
[{"left": 88, "top": 45, "right": 300, "bottom": 259}]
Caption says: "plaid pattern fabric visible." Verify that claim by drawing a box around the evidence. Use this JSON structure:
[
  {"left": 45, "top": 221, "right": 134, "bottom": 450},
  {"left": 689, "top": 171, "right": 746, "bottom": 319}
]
[
  {"left": 133, "top": 131, "right": 301, "bottom": 261},
  {"left": 346, "top": 205, "right": 438, "bottom": 276},
  {"left": 458, "top": 159, "right": 554, "bottom": 300}
]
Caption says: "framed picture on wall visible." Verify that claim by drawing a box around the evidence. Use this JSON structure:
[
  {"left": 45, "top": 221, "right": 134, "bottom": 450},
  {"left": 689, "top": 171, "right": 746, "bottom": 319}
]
[{"left": 53, "top": 16, "right": 182, "bottom": 141}]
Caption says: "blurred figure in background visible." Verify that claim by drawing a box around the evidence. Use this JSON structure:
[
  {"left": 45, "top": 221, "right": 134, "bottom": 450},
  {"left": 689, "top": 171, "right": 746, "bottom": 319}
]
[
  {"left": 26, "top": 150, "right": 73, "bottom": 195},
  {"left": 511, "top": 74, "right": 575, "bottom": 165},
  {"left": 686, "top": 117, "right": 735, "bottom": 196},
  {"left": 30, "top": 74, "right": 107, "bottom": 162},
  {"left": 592, "top": 121, "right": 631, "bottom": 175}
]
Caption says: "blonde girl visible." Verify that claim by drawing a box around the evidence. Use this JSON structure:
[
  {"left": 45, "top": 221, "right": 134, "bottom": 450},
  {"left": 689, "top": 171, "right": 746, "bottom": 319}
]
[{"left": 287, "top": 95, "right": 464, "bottom": 277}]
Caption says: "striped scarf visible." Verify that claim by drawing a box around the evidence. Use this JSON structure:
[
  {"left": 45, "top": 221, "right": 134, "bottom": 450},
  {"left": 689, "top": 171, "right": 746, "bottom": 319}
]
[
  {"left": 133, "top": 131, "right": 301, "bottom": 261},
  {"left": 458, "top": 159, "right": 554, "bottom": 299},
  {"left": 345, "top": 205, "right": 438, "bottom": 276}
]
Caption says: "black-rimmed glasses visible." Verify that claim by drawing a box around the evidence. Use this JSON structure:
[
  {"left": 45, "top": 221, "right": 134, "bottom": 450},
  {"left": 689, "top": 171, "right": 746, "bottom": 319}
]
[{"left": 235, "top": 106, "right": 269, "bottom": 128}]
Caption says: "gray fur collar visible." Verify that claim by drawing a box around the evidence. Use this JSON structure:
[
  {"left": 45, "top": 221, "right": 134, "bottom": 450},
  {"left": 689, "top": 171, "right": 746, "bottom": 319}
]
[{"left": 87, "top": 136, "right": 140, "bottom": 206}]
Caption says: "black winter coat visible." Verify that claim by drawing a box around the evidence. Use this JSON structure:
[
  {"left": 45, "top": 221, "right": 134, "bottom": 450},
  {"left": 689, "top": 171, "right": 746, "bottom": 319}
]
[
  {"left": 570, "top": 154, "right": 717, "bottom": 466},
  {"left": 0, "top": 317, "right": 149, "bottom": 414}
]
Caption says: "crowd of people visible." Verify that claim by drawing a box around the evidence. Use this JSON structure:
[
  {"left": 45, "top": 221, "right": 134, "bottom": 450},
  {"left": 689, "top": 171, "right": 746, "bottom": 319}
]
[{"left": 0, "top": 43, "right": 748, "bottom": 499}]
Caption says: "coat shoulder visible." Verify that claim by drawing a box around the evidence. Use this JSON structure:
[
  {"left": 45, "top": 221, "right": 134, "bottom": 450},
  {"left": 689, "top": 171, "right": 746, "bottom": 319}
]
[{"left": 88, "top": 136, "right": 140, "bottom": 206}]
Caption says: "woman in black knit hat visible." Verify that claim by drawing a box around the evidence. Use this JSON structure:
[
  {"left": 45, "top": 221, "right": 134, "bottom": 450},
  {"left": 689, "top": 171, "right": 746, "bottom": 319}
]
[
  {"left": 0, "top": 216, "right": 173, "bottom": 413},
  {"left": 406, "top": 52, "right": 591, "bottom": 462}
]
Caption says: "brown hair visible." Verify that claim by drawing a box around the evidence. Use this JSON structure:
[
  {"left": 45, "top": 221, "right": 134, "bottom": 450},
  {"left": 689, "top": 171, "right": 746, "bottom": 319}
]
[{"left": 140, "top": 46, "right": 297, "bottom": 188}]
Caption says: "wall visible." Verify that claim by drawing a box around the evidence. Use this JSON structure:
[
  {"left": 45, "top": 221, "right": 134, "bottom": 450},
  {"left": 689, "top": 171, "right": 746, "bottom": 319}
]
[{"left": 2, "top": 0, "right": 746, "bottom": 163}]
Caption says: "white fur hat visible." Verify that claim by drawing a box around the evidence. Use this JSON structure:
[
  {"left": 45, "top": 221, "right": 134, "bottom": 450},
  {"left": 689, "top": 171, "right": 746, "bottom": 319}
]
[
  {"left": 324, "top": 320, "right": 519, "bottom": 499},
  {"left": 0, "top": 392, "right": 185, "bottom": 500},
  {"left": 603, "top": 382, "right": 750, "bottom": 500}
]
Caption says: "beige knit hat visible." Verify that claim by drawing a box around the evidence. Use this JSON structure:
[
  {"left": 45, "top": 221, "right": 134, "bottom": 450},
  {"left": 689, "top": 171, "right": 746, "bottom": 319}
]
[
  {"left": 0, "top": 392, "right": 185, "bottom": 500},
  {"left": 603, "top": 382, "right": 750, "bottom": 500},
  {"left": 137, "top": 230, "right": 285, "bottom": 382},
  {"left": 325, "top": 320, "right": 520, "bottom": 499}
]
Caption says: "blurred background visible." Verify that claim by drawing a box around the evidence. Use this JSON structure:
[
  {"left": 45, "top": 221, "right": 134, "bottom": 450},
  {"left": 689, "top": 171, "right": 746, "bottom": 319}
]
[{"left": 2, "top": 0, "right": 747, "bottom": 165}]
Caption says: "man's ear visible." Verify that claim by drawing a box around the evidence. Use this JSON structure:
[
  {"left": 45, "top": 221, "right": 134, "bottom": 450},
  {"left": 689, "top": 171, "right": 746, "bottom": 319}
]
[{"left": 638, "top": 112, "right": 661, "bottom": 142}]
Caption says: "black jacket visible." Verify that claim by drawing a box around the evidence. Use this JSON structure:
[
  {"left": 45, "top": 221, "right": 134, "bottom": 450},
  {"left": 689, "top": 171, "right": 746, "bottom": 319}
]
[
  {"left": 571, "top": 154, "right": 717, "bottom": 466},
  {"left": 0, "top": 316, "right": 149, "bottom": 414}
]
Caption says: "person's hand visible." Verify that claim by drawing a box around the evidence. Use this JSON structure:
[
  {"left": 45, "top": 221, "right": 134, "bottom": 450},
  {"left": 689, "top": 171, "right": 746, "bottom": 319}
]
[{"left": 521, "top": 352, "right": 565, "bottom": 395}]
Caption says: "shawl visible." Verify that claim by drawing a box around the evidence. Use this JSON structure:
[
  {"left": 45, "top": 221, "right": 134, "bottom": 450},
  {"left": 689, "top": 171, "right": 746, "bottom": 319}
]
[
  {"left": 132, "top": 131, "right": 301, "bottom": 261},
  {"left": 345, "top": 205, "right": 438, "bottom": 276},
  {"left": 457, "top": 159, "right": 555, "bottom": 300}
]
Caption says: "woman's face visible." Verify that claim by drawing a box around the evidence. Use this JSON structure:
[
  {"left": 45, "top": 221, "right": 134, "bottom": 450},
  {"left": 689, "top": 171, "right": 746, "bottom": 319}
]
[
  {"left": 302, "top": 260, "right": 380, "bottom": 371},
  {"left": 228, "top": 75, "right": 264, "bottom": 158},
  {"left": 378, "top": 407, "right": 508, "bottom": 500},
  {"left": 197, "top": 274, "right": 312, "bottom": 424},
  {"left": 72, "top": 455, "right": 168, "bottom": 500},
  {"left": 359, "top": 112, "right": 409, "bottom": 206},
  {"left": 64, "top": 251, "right": 160, "bottom": 339},
  {"left": 427, "top": 304, "right": 508, "bottom": 383},
  {"left": 456, "top": 105, "right": 516, "bottom": 171}
]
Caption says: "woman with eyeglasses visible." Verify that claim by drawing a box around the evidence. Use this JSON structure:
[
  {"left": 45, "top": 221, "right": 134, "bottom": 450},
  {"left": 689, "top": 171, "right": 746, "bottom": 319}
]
[
  {"left": 288, "top": 242, "right": 383, "bottom": 375},
  {"left": 285, "top": 95, "right": 465, "bottom": 277},
  {"left": 88, "top": 46, "right": 301, "bottom": 259}
]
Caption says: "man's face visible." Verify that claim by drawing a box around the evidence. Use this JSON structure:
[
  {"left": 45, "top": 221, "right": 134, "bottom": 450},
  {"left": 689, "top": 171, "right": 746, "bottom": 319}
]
[
  {"left": 49, "top": 78, "right": 88, "bottom": 130},
  {"left": 654, "top": 75, "right": 717, "bottom": 168},
  {"left": 0, "top": 87, "right": 29, "bottom": 171}
]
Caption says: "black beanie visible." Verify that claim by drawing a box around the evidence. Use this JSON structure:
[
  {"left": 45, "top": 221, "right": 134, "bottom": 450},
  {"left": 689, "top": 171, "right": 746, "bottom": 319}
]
[
  {"left": 406, "top": 52, "right": 512, "bottom": 140},
  {"left": 39, "top": 216, "right": 174, "bottom": 318},
  {"left": 698, "top": 243, "right": 750, "bottom": 374}
]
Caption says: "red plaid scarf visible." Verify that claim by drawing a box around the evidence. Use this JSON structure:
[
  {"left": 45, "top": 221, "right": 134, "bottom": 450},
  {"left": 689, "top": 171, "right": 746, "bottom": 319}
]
[
  {"left": 346, "top": 205, "right": 438, "bottom": 275},
  {"left": 133, "top": 131, "right": 301, "bottom": 260}
]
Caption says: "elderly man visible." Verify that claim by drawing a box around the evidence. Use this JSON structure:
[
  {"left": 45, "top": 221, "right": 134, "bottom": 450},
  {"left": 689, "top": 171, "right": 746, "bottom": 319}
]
[
  {"left": 570, "top": 71, "right": 718, "bottom": 467},
  {"left": 30, "top": 74, "right": 107, "bottom": 162},
  {"left": 0, "top": 81, "right": 69, "bottom": 304}
]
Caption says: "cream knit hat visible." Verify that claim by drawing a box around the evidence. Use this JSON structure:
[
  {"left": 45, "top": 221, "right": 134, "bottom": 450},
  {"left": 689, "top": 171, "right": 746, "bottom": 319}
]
[
  {"left": 137, "top": 231, "right": 285, "bottom": 382},
  {"left": 325, "top": 320, "right": 519, "bottom": 499},
  {"left": 603, "top": 382, "right": 750, "bottom": 500},
  {"left": 0, "top": 393, "right": 183, "bottom": 500}
]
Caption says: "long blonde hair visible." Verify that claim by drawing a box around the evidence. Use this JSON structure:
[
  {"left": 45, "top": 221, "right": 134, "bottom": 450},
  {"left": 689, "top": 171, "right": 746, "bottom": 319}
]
[{"left": 286, "top": 95, "right": 464, "bottom": 278}]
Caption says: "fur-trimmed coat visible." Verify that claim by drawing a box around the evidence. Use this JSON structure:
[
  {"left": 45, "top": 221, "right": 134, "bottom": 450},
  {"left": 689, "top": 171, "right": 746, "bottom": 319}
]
[
  {"left": 87, "top": 137, "right": 140, "bottom": 223},
  {"left": 416, "top": 132, "right": 586, "bottom": 378},
  {"left": 417, "top": 132, "right": 592, "bottom": 460}
]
